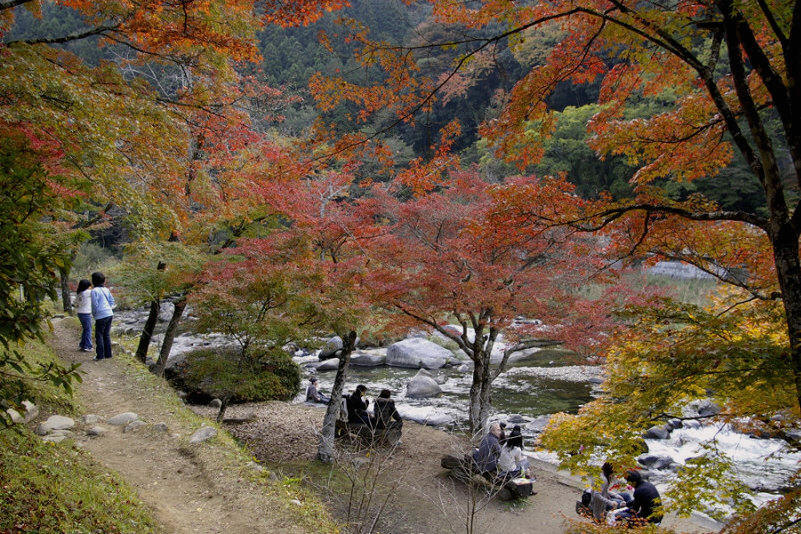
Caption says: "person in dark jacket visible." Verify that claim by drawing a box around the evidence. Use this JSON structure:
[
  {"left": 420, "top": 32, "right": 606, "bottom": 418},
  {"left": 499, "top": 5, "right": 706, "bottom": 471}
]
[
  {"left": 374, "top": 389, "right": 402, "bottom": 429},
  {"left": 346, "top": 384, "right": 370, "bottom": 425},
  {"left": 622, "top": 469, "right": 663, "bottom": 524},
  {"left": 472, "top": 422, "right": 503, "bottom": 473},
  {"left": 305, "top": 377, "right": 330, "bottom": 404}
]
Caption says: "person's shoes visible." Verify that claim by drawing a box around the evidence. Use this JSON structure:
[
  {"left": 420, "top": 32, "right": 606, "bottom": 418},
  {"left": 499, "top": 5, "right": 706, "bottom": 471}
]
[
  {"left": 80, "top": 348, "right": 92, "bottom": 352},
  {"left": 93, "top": 356, "right": 103, "bottom": 361}
]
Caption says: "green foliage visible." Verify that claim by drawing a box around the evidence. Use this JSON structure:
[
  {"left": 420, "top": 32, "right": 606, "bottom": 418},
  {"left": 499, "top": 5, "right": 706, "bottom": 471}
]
[
  {"left": 0, "top": 131, "right": 83, "bottom": 426},
  {"left": 175, "top": 347, "right": 300, "bottom": 403},
  {"left": 539, "top": 295, "right": 796, "bottom": 520},
  {"left": 112, "top": 242, "right": 206, "bottom": 306},
  {"left": 0, "top": 428, "right": 157, "bottom": 532},
  {"left": 71, "top": 242, "right": 116, "bottom": 281}
]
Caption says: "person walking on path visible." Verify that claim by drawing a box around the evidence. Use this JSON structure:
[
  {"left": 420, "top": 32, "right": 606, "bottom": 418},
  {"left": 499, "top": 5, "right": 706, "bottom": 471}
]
[
  {"left": 91, "top": 271, "right": 115, "bottom": 361},
  {"left": 75, "top": 279, "right": 93, "bottom": 353}
]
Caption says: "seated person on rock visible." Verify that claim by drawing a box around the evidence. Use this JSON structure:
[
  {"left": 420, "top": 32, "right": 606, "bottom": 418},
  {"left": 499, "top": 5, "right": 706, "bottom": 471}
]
[
  {"left": 590, "top": 462, "right": 632, "bottom": 523},
  {"left": 497, "top": 426, "right": 531, "bottom": 479},
  {"left": 346, "top": 384, "right": 371, "bottom": 425},
  {"left": 305, "top": 377, "right": 330, "bottom": 404},
  {"left": 472, "top": 422, "right": 503, "bottom": 475},
  {"left": 373, "top": 389, "right": 403, "bottom": 430},
  {"left": 609, "top": 469, "right": 663, "bottom": 526}
]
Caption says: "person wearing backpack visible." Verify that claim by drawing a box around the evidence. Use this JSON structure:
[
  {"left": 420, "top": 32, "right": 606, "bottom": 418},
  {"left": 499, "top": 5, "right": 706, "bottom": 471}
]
[{"left": 91, "top": 272, "right": 116, "bottom": 361}]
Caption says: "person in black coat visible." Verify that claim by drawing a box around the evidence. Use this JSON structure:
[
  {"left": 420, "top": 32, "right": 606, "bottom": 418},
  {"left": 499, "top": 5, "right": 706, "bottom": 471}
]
[
  {"left": 346, "top": 384, "right": 370, "bottom": 425},
  {"left": 374, "top": 389, "right": 403, "bottom": 429},
  {"left": 622, "top": 469, "right": 663, "bottom": 524}
]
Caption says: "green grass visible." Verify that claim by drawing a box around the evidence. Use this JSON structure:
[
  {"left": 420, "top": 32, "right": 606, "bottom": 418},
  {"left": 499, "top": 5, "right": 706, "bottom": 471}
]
[
  {"left": 1, "top": 332, "right": 80, "bottom": 417},
  {"left": 0, "top": 428, "right": 158, "bottom": 533}
]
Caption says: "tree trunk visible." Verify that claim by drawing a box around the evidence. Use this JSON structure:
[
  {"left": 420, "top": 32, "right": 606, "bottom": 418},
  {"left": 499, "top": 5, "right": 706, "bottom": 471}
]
[
  {"left": 135, "top": 261, "right": 166, "bottom": 363},
  {"left": 154, "top": 296, "right": 186, "bottom": 377},
  {"left": 59, "top": 267, "right": 72, "bottom": 315},
  {"left": 216, "top": 397, "right": 229, "bottom": 423},
  {"left": 771, "top": 227, "right": 801, "bottom": 411},
  {"left": 467, "top": 352, "right": 494, "bottom": 436},
  {"left": 317, "top": 330, "right": 357, "bottom": 463}
]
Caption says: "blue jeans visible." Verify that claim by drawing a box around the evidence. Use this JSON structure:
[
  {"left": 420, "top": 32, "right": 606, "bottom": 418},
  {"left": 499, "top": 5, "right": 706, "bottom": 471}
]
[
  {"left": 77, "top": 313, "right": 93, "bottom": 350},
  {"left": 95, "top": 316, "right": 113, "bottom": 359}
]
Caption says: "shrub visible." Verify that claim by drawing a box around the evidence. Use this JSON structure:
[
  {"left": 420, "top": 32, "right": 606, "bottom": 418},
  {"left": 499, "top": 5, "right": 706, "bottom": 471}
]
[{"left": 170, "top": 347, "right": 300, "bottom": 404}]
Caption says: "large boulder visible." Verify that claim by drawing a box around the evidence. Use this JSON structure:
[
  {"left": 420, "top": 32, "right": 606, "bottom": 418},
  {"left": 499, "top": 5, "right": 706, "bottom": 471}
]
[
  {"left": 406, "top": 369, "right": 443, "bottom": 399},
  {"left": 683, "top": 398, "right": 721, "bottom": 418},
  {"left": 525, "top": 415, "right": 552, "bottom": 434},
  {"left": 315, "top": 358, "right": 340, "bottom": 371},
  {"left": 643, "top": 424, "right": 671, "bottom": 440},
  {"left": 318, "top": 336, "right": 343, "bottom": 360},
  {"left": 350, "top": 351, "right": 386, "bottom": 367},
  {"left": 638, "top": 454, "right": 679, "bottom": 471},
  {"left": 387, "top": 338, "right": 452, "bottom": 370}
]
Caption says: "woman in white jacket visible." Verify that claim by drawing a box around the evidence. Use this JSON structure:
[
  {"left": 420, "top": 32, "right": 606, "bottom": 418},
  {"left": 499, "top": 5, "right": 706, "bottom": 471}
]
[{"left": 75, "top": 279, "right": 93, "bottom": 352}]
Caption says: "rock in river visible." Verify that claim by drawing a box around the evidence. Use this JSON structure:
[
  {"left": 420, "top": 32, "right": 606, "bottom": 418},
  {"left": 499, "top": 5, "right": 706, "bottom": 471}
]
[
  {"left": 387, "top": 338, "right": 451, "bottom": 370},
  {"left": 350, "top": 351, "right": 386, "bottom": 367},
  {"left": 406, "top": 369, "right": 443, "bottom": 399}
]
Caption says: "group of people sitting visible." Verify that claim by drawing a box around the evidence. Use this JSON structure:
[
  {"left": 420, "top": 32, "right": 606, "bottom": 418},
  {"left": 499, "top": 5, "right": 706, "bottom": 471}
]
[
  {"left": 472, "top": 422, "right": 532, "bottom": 480},
  {"left": 583, "top": 461, "right": 663, "bottom": 526},
  {"left": 305, "top": 378, "right": 403, "bottom": 430}
]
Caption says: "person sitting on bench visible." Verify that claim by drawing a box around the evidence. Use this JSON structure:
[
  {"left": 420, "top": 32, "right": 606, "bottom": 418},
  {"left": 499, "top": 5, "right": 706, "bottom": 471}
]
[
  {"left": 346, "top": 384, "right": 371, "bottom": 425},
  {"left": 305, "top": 377, "right": 330, "bottom": 404},
  {"left": 472, "top": 422, "right": 503, "bottom": 474},
  {"left": 374, "top": 389, "right": 403, "bottom": 430}
]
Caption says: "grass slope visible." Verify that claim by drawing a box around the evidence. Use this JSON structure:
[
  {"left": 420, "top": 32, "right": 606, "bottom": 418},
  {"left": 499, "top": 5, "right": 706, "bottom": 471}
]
[{"left": 1, "top": 331, "right": 158, "bottom": 533}]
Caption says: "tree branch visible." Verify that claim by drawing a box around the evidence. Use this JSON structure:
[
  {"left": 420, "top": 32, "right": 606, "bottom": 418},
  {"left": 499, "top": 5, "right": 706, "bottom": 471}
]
[
  {"left": 5, "top": 24, "right": 121, "bottom": 46},
  {"left": 569, "top": 203, "right": 769, "bottom": 232}
]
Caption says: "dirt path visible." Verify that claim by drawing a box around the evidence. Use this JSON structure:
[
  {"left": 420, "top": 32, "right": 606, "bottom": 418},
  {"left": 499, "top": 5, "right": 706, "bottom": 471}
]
[
  {"left": 49, "top": 320, "right": 321, "bottom": 534},
  {"left": 210, "top": 402, "right": 719, "bottom": 534}
]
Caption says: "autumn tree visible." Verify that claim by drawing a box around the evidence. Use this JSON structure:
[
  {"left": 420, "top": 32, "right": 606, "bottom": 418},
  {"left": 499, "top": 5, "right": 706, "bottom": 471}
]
[{"left": 364, "top": 158, "right": 620, "bottom": 433}]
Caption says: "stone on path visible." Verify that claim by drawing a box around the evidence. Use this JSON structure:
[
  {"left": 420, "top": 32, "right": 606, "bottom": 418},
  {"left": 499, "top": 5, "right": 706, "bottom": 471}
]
[
  {"left": 82, "top": 414, "right": 101, "bottom": 425},
  {"left": 107, "top": 412, "right": 139, "bottom": 426},
  {"left": 406, "top": 369, "right": 442, "bottom": 399},
  {"left": 86, "top": 425, "right": 106, "bottom": 437},
  {"left": 49, "top": 429, "right": 74, "bottom": 437},
  {"left": 36, "top": 415, "right": 75, "bottom": 435},
  {"left": 124, "top": 420, "right": 147, "bottom": 433},
  {"left": 387, "top": 338, "right": 452, "bottom": 370},
  {"left": 42, "top": 435, "right": 66, "bottom": 444},
  {"left": 153, "top": 422, "right": 169, "bottom": 433},
  {"left": 189, "top": 426, "right": 217, "bottom": 444}
]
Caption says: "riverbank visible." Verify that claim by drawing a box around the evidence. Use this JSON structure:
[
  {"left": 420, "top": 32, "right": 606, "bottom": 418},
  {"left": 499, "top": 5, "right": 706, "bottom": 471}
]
[{"left": 192, "top": 400, "right": 718, "bottom": 533}]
